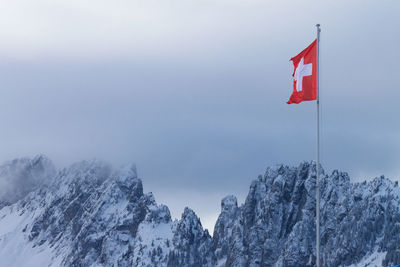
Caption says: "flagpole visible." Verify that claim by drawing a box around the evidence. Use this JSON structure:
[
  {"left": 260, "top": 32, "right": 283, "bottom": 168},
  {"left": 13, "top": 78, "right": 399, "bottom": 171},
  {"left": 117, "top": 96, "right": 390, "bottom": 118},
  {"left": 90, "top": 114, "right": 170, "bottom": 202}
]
[{"left": 316, "top": 23, "right": 321, "bottom": 267}]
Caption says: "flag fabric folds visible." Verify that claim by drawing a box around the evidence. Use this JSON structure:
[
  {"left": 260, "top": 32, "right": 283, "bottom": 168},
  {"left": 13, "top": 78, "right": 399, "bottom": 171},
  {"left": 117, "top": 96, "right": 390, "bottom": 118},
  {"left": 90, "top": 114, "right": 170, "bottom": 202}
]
[{"left": 287, "top": 39, "right": 317, "bottom": 104}]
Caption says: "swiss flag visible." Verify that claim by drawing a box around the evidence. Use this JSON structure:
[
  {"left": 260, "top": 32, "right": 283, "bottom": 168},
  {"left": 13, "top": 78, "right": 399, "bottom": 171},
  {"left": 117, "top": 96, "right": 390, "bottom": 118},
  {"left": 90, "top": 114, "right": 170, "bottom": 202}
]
[{"left": 287, "top": 39, "right": 317, "bottom": 104}]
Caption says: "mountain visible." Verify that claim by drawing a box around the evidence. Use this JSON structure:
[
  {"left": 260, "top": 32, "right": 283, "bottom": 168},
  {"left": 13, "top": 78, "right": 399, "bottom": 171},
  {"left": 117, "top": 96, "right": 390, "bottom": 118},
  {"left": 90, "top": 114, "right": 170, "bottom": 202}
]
[
  {"left": 0, "top": 156, "right": 399, "bottom": 266},
  {"left": 212, "top": 162, "right": 400, "bottom": 267}
]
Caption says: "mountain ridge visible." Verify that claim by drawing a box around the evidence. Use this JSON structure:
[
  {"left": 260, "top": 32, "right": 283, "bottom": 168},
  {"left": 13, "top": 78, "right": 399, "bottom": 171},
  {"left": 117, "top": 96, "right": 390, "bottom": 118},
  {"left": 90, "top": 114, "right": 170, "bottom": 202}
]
[{"left": 0, "top": 155, "right": 399, "bottom": 266}]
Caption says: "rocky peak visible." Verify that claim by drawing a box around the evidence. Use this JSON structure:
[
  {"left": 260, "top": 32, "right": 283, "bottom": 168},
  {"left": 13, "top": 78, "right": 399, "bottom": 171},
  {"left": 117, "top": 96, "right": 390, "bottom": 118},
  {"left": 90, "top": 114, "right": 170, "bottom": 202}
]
[
  {"left": 212, "top": 195, "right": 241, "bottom": 266},
  {"left": 177, "top": 207, "right": 206, "bottom": 237},
  {"left": 167, "top": 207, "right": 212, "bottom": 267},
  {"left": 221, "top": 195, "right": 238, "bottom": 213},
  {"left": 146, "top": 204, "right": 172, "bottom": 224}
]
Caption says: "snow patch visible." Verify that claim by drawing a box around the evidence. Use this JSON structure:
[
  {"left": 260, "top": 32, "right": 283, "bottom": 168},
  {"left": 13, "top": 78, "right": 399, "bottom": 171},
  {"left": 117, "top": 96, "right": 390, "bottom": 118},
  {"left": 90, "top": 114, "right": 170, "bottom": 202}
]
[{"left": 348, "top": 248, "right": 386, "bottom": 267}]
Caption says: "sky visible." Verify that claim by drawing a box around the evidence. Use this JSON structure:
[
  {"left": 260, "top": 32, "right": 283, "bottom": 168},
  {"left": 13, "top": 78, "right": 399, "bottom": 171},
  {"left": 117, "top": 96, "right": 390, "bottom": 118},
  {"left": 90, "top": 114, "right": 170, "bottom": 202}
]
[{"left": 0, "top": 0, "right": 399, "bottom": 232}]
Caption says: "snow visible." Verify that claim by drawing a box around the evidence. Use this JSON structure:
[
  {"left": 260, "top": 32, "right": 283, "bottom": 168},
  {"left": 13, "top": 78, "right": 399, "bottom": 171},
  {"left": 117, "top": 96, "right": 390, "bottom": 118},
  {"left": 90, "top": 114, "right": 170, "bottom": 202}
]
[
  {"left": 132, "top": 220, "right": 174, "bottom": 266},
  {"left": 137, "top": 221, "right": 173, "bottom": 245},
  {"left": 0, "top": 206, "right": 24, "bottom": 236},
  {"left": 348, "top": 248, "right": 386, "bottom": 267},
  {"left": 216, "top": 258, "right": 226, "bottom": 267},
  {"left": 0, "top": 204, "right": 62, "bottom": 267}
]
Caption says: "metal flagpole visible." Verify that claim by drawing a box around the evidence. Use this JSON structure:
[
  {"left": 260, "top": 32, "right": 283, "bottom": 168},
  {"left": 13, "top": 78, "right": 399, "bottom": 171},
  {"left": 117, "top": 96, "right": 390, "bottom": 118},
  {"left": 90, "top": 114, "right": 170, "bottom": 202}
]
[{"left": 316, "top": 23, "right": 321, "bottom": 267}]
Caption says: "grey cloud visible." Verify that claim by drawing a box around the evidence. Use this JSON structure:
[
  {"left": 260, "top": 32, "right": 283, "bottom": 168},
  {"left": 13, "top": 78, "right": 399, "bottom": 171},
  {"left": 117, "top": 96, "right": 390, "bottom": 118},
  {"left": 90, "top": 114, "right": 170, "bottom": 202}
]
[{"left": 0, "top": 0, "right": 399, "bottom": 231}]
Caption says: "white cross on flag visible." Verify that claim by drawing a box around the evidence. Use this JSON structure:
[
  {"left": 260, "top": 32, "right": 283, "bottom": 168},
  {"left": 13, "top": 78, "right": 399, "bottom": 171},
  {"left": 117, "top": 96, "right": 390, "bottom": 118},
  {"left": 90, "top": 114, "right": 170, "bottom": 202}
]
[{"left": 287, "top": 39, "right": 317, "bottom": 104}]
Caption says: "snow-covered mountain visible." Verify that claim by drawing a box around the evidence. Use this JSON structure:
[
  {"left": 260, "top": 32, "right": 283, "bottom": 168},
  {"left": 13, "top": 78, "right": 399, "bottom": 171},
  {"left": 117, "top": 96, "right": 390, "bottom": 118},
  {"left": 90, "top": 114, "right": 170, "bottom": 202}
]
[{"left": 0, "top": 156, "right": 399, "bottom": 267}]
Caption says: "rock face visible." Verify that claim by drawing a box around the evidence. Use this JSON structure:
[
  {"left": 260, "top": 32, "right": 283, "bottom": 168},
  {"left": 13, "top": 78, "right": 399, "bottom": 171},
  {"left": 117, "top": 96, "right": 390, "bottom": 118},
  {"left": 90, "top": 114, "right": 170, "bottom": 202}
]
[
  {"left": 212, "top": 195, "right": 241, "bottom": 266},
  {"left": 0, "top": 157, "right": 400, "bottom": 267},
  {"left": 213, "top": 162, "right": 400, "bottom": 267},
  {"left": 0, "top": 158, "right": 212, "bottom": 267}
]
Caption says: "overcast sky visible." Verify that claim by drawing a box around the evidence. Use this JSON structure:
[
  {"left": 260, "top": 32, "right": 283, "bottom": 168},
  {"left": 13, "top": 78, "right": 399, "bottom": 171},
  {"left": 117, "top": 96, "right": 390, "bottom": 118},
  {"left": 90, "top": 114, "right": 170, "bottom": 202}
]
[{"left": 0, "top": 0, "right": 399, "bottom": 232}]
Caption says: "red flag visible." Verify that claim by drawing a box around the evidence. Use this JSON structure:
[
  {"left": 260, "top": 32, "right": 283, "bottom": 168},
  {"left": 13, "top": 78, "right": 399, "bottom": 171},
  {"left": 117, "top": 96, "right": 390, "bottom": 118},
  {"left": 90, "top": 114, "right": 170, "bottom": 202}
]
[{"left": 287, "top": 39, "right": 317, "bottom": 104}]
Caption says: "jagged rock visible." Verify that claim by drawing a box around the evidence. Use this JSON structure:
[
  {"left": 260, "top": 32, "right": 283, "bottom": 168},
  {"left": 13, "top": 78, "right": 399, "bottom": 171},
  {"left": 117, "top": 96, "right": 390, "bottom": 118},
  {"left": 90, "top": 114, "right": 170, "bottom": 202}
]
[
  {"left": 0, "top": 156, "right": 210, "bottom": 267},
  {"left": 215, "top": 162, "right": 399, "bottom": 267},
  {"left": 1, "top": 157, "right": 400, "bottom": 267},
  {"left": 168, "top": 207, "right": 212, "bottom": 267},
  {"left": 212, "top": 195, "right": 240, "bottom": 266}
]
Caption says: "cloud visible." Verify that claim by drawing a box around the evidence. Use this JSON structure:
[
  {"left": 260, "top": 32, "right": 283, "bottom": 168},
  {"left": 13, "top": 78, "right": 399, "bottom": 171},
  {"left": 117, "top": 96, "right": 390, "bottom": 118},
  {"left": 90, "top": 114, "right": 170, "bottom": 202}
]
[
  {"left": 0, "top": 156, "right": 56, "bottom": 205},
  {"left": 0, "top": 0, "right": 399, "bottom": 226}
]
